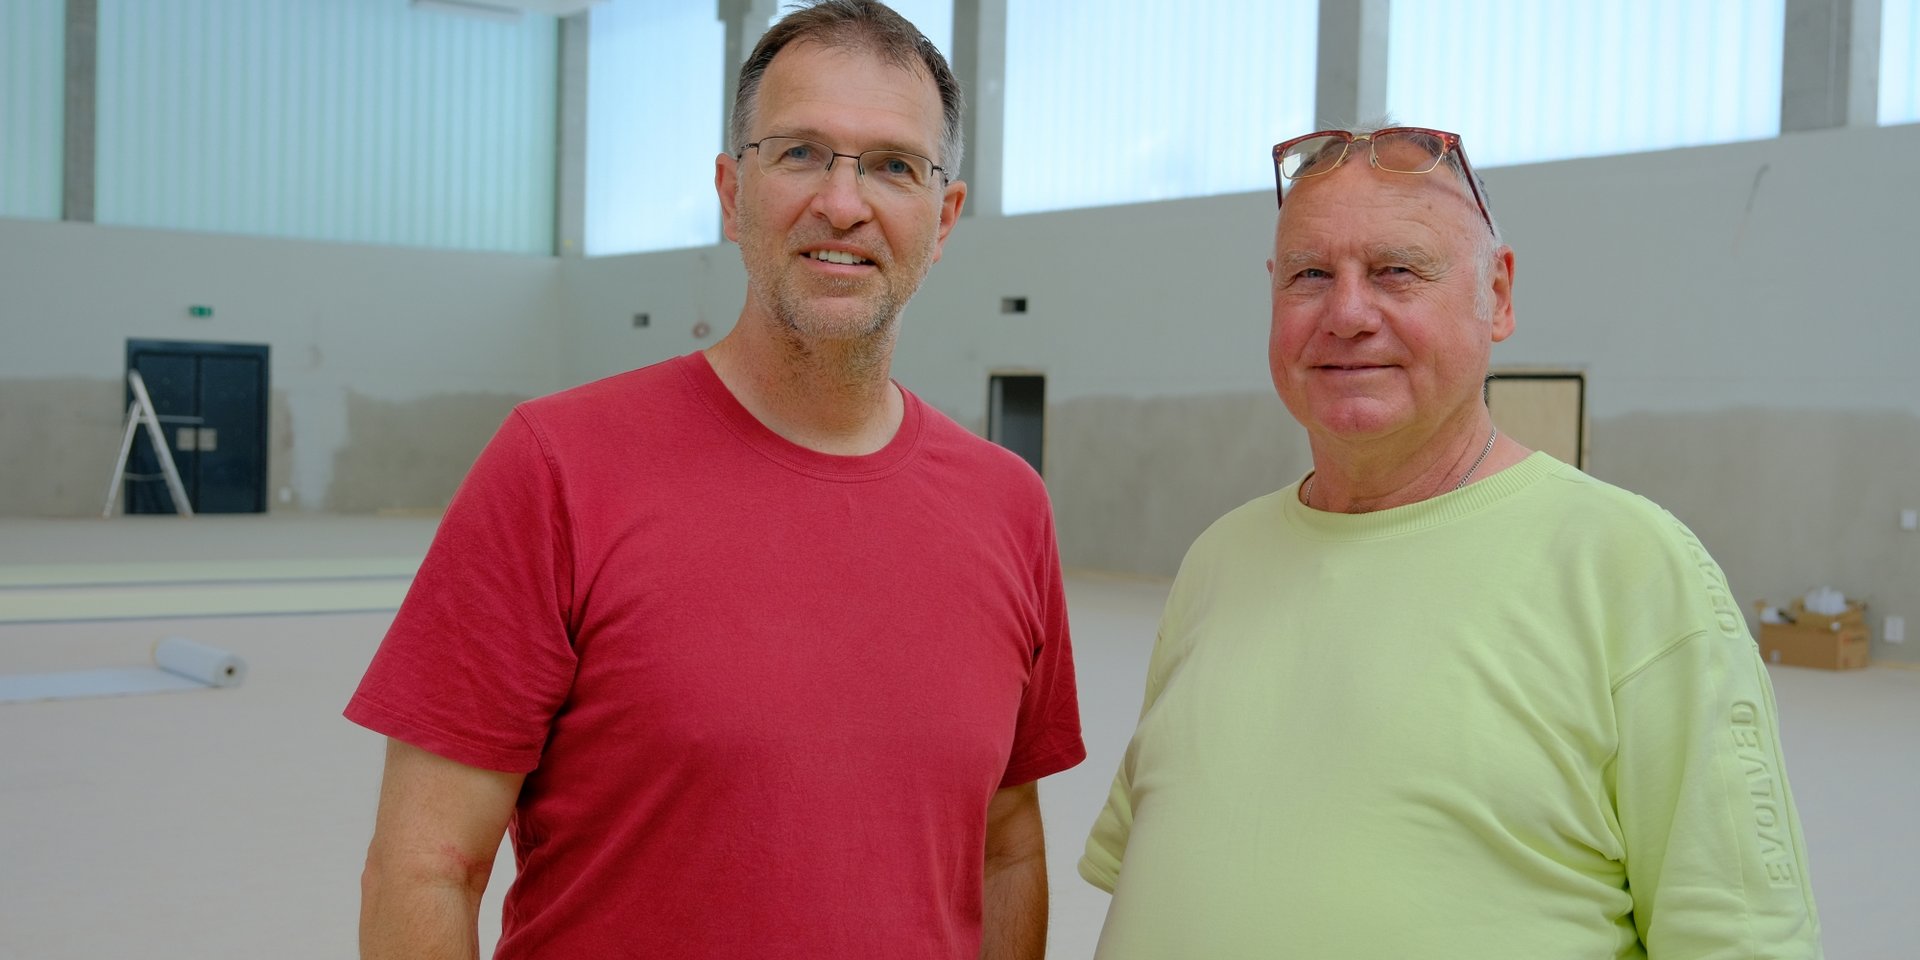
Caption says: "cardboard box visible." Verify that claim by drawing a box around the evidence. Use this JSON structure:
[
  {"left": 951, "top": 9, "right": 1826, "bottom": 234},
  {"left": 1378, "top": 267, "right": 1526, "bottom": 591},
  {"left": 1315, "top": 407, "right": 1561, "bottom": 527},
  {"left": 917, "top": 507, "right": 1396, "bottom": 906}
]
[{"left": 1754, "top": 599, "right": 1870, "bottom": 670}]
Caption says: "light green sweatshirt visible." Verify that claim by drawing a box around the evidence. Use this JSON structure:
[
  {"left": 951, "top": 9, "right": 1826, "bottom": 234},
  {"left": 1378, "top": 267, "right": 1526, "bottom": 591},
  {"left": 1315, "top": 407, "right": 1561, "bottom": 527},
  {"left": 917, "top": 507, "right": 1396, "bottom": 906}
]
[{"left": 1083, "top": 453, "right": 1820, "bottom": 959}]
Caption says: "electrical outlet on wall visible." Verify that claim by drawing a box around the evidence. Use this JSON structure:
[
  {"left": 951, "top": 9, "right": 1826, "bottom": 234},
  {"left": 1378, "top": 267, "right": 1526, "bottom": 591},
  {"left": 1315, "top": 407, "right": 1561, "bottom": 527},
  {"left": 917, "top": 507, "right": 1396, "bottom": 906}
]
[{"left": 1885, "top": 616, "right": 1905, "bottom": 644}]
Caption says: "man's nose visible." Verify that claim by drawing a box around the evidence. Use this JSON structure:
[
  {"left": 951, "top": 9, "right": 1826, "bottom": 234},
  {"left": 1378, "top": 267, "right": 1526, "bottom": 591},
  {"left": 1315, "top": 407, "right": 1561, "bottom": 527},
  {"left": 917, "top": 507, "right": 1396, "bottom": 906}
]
[
  {"left": 812, "top": 157, "right": 874, "bottom": 230},
  {"left": 1324, "top": 274, "right": 1382, "bottom": 337}
]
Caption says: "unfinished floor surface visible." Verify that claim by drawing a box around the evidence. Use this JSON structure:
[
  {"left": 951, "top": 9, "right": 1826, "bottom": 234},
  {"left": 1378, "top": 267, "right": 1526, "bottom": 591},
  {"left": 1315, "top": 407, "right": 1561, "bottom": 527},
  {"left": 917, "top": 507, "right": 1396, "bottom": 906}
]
[{"left": 0, "top": 516, "right": 1911, "bottom": 958}]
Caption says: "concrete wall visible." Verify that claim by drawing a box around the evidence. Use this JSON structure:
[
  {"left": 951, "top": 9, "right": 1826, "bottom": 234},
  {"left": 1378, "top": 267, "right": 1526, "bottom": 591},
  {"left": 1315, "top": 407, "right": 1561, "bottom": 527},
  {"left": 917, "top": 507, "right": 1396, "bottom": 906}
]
[
  {"left": 561, "top": 121, "right": 1920, "bottom": 661},
  {"left": 5, "top": 122, "right": 1913, "bottom": 659},
  {"left": 0, "top": 220, "right": 563, "bottom": 515}
]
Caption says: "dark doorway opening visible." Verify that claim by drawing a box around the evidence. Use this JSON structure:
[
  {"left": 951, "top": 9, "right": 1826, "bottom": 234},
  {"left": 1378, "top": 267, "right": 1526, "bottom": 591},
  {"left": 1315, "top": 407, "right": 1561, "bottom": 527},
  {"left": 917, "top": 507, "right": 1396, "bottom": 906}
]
[
  {"left": 987, "top": 374, "right": 1045, "bottom": 477},
  {"left": 124, "top": 339, "right": 270, "bottom": 514}
]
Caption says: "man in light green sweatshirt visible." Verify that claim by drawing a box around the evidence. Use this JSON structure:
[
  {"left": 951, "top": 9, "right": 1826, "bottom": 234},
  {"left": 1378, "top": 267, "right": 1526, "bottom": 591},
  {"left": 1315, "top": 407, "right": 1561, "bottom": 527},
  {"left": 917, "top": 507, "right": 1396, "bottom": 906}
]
[{"left": 1080, "top": 125, "right": 1822, "bottom": 959}]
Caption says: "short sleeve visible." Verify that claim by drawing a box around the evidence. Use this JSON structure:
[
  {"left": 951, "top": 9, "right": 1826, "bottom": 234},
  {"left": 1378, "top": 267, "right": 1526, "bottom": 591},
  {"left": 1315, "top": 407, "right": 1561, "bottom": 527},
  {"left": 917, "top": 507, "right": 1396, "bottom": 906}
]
[
  {"left": 1078, "top": 514, "right": 1208, "bottom": 891},
  {"left": 1079, "top": 751, "right": 1135, "bottom": 893},
  {"left": 998, "top": 508, "right": 1086, "bottom": 788},
  {"left": 344, "top": 409, "right": 580, "bottom": 773},
  {"left": 1078, "top": 620, "right": 1182, "bottom": 894}
]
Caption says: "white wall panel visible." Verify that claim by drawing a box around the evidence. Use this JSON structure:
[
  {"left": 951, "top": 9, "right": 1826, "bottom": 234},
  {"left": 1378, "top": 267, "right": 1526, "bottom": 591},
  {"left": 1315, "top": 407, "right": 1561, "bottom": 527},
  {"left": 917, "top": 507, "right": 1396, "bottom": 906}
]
[
  {"left": 2, "top": 0, "right": 66, "bottom": 221},
  {"left": 97, "top": 0, "right": 555, "bottom": 253}
]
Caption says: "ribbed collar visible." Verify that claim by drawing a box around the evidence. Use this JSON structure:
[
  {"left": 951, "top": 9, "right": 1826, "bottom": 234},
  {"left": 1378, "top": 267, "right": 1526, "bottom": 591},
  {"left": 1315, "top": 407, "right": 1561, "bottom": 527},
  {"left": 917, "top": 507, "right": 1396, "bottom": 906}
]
[
  {"left": 1282, "top": 452, "right": 1563, "bottom": 542},
  {"left": 677, "top": 351, "right": 925, "bottom": 482}
]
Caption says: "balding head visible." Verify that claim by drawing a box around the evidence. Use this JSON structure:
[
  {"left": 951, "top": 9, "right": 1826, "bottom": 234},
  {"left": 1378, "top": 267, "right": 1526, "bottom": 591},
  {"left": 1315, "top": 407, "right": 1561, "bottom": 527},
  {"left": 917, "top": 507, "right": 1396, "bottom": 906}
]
[
  {"left": 1264, "top": 126, "right": 1516, "bottom": 452},
  {"left": 1274, "top": 124, "right": 1505, "bottom": 311}
]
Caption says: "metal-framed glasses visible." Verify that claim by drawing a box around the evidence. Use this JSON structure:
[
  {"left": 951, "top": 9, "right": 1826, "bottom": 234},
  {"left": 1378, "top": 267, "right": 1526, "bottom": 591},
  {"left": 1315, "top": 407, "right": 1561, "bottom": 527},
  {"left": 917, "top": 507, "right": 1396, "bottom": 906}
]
[
  {"left": 1271, "top": 127, "right": 1494, "bottom": 235},
  {"left": 739, "top": 137, "right": 948, "bottom": 196}
]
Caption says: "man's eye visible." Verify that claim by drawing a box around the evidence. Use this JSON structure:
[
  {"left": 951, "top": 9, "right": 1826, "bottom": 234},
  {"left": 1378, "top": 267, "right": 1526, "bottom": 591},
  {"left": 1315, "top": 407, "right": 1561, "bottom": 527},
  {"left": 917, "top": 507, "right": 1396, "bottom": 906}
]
[
  {"left": 780, "top": 144, "right": 818, "bottom": 163},
  {"left": 868, "top": 153, "right": 924, "bottom": 184}
]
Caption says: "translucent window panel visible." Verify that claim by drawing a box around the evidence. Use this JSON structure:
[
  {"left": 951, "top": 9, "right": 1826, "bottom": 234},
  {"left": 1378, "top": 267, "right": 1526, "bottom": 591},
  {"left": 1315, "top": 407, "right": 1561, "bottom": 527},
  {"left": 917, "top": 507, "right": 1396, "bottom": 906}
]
[
  {"left": 878, "top": 0, "right": 952, "bottom": 58},
  {"left": 585, "top": 1, "right": 724, "bottom": 256},
  {"left": 761, "top": 0, "right": 950, "bottom": 54},
  {"left": 1003, "top": 0, "right": 1318, "bottom": 216},
  {"left": 586, "top": 1, "right": 949, "bottom": 257},
  {"left": 1887, "top": 0, "right": 1920, "bottom": 124},
  {"left": 2, "top": 0, "right": 65, "bottom": 220},
  {"left": 97, "top": 0, "right": 556, "bottom": 253},
  {"left": 875, "top": 0, "right": 953, "bottom": 170},
  {"left": 1387, "top": 0, "right": 1785, "bottom": 168}
]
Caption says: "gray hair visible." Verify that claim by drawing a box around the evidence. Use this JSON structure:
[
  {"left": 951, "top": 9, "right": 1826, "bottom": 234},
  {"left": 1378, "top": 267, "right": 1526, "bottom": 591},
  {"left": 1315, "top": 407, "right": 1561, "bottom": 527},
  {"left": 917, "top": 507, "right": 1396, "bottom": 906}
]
[{"left": 730, "top": 0, "right": 964, "bottom": 177}]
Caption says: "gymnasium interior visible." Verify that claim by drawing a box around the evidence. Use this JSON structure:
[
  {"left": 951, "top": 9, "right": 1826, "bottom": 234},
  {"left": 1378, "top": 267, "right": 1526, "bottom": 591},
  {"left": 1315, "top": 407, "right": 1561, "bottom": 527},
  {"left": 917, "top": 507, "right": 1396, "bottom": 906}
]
[{"left": 3, "top": 1, "right": 1916, "bottom": 957}]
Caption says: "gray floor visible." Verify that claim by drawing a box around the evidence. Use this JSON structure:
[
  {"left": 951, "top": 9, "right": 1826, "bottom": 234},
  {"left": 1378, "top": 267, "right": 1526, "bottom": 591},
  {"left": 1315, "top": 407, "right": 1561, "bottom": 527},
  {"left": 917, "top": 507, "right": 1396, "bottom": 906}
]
[{"left": 0, "top": 516, "right": 1913, "bottom": 958}]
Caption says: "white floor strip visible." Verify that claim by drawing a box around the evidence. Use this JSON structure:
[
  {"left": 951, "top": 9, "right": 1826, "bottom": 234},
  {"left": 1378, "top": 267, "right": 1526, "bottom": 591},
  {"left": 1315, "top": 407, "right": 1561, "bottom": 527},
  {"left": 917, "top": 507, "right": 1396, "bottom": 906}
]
[
  {"left": 0, "top": 579, "right": 412, "bottom": 624},
  {"left": 0, "top": 557, "right": 419, "bottom": 588}
]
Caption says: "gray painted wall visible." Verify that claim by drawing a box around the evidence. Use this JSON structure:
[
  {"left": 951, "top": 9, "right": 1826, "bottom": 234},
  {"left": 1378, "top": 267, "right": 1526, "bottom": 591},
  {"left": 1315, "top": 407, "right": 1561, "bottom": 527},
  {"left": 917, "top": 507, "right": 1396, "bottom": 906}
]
[
  {"left": 4, "top": 123, "right": 1913, "bottom": 660},
  {"left": 0, "top": 220, "right": 563, "bottom": 515},
  {"left": 562, "top": 122, "right": 1920, "bottom": 661}
]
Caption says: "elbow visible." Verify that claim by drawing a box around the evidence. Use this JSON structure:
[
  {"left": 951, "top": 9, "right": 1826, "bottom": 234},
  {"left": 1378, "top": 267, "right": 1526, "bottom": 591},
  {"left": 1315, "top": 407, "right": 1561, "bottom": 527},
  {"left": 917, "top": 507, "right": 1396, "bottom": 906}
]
[
  {"left": 984, "top": 840, "right": 1047, "bottom": 874},
  {"left": 361, "top": 838, "right": 495, "bottom": 905}
]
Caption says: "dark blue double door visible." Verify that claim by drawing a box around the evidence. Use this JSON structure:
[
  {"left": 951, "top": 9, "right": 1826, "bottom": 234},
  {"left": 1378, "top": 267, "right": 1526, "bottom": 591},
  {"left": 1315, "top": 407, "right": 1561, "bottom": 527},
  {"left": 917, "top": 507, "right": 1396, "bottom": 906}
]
[{"left": 125, "top": 339, "right": 270, "bottom": 514}]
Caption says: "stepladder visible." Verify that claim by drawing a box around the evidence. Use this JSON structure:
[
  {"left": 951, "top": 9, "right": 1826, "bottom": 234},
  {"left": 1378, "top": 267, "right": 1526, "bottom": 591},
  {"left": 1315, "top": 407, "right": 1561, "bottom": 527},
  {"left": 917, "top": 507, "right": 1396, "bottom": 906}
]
[{"left": 102, "top": 369, "right": 196, "bottom": 518}]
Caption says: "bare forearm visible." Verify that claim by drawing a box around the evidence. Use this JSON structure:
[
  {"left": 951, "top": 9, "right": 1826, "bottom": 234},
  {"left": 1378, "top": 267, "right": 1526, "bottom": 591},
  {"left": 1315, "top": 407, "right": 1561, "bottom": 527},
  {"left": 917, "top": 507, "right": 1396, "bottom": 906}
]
[
  {"left": 980, "top": 851, "right": 1048, "bottom": 960},
  {"left": 359, "top": 863, "right": 486, "bottom": 960},
  {"left": 359, "top": 740, "right": 522, "bottom": 960}
]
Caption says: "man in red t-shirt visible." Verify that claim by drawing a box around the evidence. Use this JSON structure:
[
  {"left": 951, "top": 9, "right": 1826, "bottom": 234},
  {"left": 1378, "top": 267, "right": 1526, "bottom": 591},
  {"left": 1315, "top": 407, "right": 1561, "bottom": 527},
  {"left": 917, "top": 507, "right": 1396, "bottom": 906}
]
[{"left": 348, "top": 2, "right": 1084, "bottom": 958}]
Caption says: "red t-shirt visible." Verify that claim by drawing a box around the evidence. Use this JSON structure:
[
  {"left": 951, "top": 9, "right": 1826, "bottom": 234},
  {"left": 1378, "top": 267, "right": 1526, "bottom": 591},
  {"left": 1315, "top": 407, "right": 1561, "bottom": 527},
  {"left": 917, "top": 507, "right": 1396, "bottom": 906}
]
[{"left": 346, "top": 353, "right": 1084, "bottom": 958}]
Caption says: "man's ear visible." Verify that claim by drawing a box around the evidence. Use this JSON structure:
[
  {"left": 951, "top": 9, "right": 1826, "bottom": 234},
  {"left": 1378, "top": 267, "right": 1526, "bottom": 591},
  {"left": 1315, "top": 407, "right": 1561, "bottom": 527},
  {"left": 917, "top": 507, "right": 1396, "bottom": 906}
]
[
  {"left": 928, "top": 178, "right": 967, "bottom": 263},
  {"left": 716, "top": 152, "right": 742, "bottom": 243},
  {"left": 1488, "top": 245, "right": 1516, "bottom": 343}
]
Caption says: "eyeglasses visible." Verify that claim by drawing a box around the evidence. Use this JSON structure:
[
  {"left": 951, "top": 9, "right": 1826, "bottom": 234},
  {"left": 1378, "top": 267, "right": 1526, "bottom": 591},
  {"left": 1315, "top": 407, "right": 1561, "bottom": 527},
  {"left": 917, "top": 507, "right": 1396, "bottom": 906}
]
[
  {"left": 1271, "top": 127, "right": 1494, "bottom": 235},
  {"left": 739, "top": 137, "right": 948, "bottom": 196}
]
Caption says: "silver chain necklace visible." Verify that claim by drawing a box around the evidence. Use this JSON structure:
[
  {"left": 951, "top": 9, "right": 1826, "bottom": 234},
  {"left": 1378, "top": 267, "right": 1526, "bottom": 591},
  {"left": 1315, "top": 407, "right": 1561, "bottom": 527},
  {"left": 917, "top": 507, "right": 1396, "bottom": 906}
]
[{"left": 1302, "top": 428, "right": 1498, "bottom": 510}]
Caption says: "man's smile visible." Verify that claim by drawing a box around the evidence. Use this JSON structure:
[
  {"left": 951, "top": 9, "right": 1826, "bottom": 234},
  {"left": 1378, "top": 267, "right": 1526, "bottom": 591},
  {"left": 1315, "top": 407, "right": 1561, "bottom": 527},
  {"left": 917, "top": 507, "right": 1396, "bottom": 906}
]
[{"left": 802, "top": 246, "right": 876, "bottom": 266}]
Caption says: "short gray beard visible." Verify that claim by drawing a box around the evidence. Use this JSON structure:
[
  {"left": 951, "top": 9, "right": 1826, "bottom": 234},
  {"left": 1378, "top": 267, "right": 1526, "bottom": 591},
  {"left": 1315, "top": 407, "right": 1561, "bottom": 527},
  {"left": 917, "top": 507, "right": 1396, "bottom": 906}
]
[
  {"left": 771, "top": 278, "right": 900, "bottom": 342},
  {"left": 767, "top": 284, "right": 901, "bottom": 382},
  {"left": 732, "top": 181, "right": 935, "bottom": 380}
]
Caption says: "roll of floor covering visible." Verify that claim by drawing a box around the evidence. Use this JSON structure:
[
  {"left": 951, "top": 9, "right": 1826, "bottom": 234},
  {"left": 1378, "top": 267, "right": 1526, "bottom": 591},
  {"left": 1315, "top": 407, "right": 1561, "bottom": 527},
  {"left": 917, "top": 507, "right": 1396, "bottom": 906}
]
[
  {"left": 154, "top": 637, "right": 247, "bottom": 688},
  {"left": 0, "top": 639, "right": 248, "bottom": 704}
]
